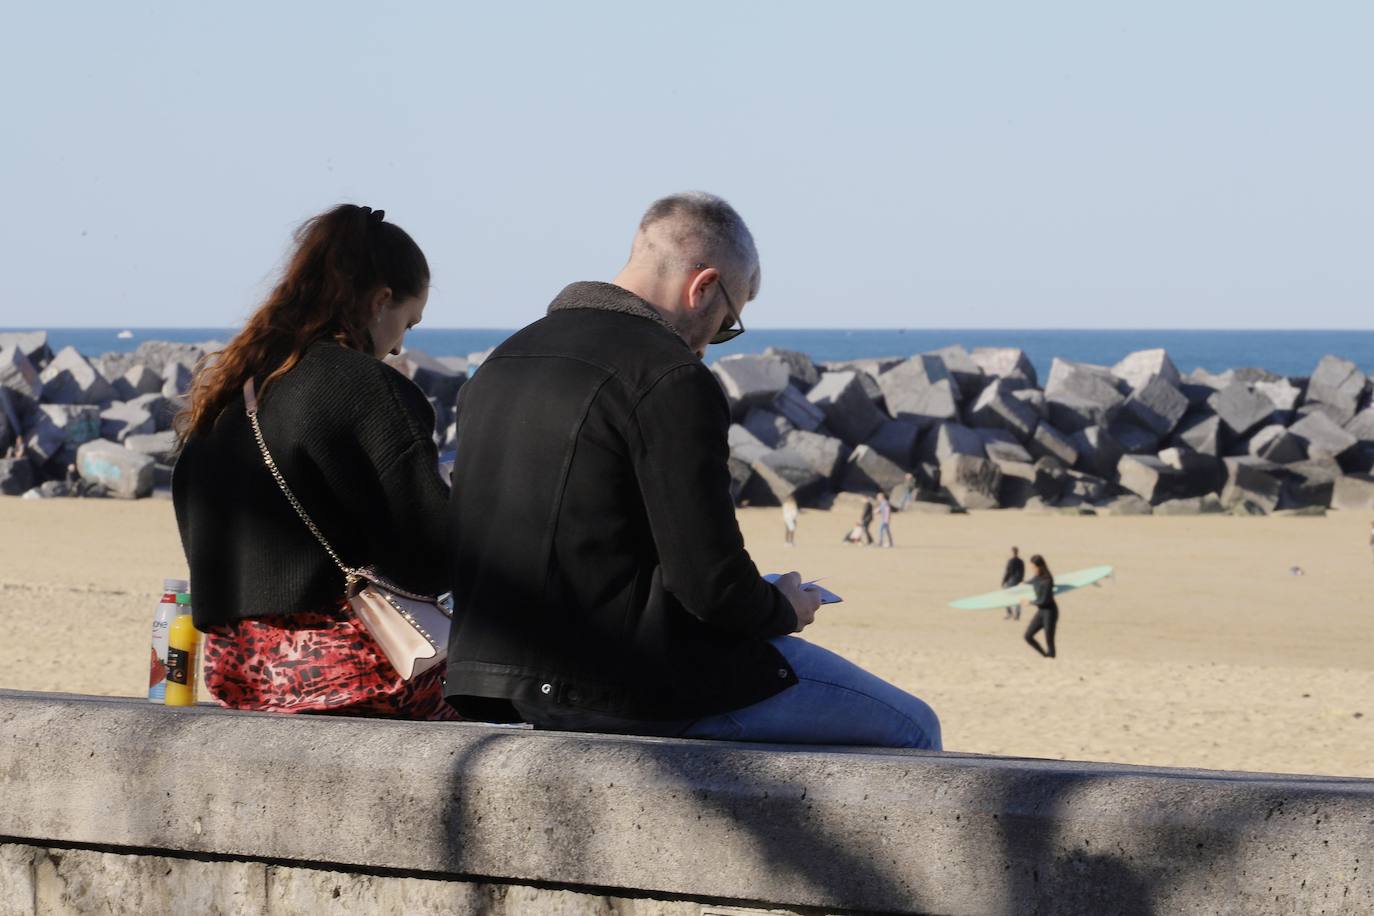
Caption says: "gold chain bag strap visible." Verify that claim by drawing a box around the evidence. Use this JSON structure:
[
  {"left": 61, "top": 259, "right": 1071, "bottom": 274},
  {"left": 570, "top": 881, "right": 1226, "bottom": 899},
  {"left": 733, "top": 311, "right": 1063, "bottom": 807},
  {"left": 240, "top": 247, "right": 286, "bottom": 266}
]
[{"left": 243, "top": 379, "right": 451, "bottom": 681}]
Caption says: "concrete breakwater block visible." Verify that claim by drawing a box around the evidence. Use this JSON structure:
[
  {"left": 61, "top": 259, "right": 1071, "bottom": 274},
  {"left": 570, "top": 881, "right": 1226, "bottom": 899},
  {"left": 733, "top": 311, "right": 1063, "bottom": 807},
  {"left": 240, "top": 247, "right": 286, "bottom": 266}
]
[
  {"left": 1171, "top": 411, "right": 1222, "bottom": 457},
  {"left": 1289, "top": 410, "right": 1357, "bottom": 459},
  {"left": 967, "top": 379, "right": 1039, "bottom": 439},
  {"left": 1044, "top": 358, "right": 1125, "bottom": 432},
  {"left": 940, "top": 454, "right": 1001, "bottom": 509},
  {"left": 387, "top": 348, "right": 467, "bottom": 404},
  {"left": 1116, "top": 454, "right": 1184, "bottom": 504},
  {"left": 76, "top": 439, "right": 154, "bottom": 499},
  {"left": 23, "top": 404, "right": 101, "bottom": 466},
  {"left": 1109, "top": 420, "right": 1161, "bottom": 456},
  {"left": 877, "top": 357, "right": 961, "bottom": 427},
  {"left": 865, "top": 418, "right": 922, "bottom": 469},
  {"left": 1207, "top": 383, "right": 1274, "bottom": 438},
  {"left": 924, "top": 344, "right": 984, "bottom": 394},
  {"left": 773, "top": 384, "right": 825, "bottom": 432},
  {"left": 713, "top": 354, "right": 790, "bottom": 419},
  {"left": 764, "top": 346, "right": 820, "bottom": 391},
  {"left": 1, "top": 346, "right": 45, "bottom": 416},
  {"left": 1221, "top": 458, "right": 1282, "bottom": 514},
  {"left": 1112, "top": 348, "right": 1182, "bottom": 392},
  {"left": 741, "top": 407, "right": 793, "bottom": 448},
  {"left": 1070, "top": 425, "right": 1124, "bottom": 480},
  {"left": 99, "top": 401, "right": 156, "bottom": 443},
  {"left": 112, "top": 363, "right": 164, "bottom": 401},
  {"left": 749, "top": 448, "right": 825, "bottom": 505},
  {"left": 841, "top": 444, "right": 907, "bottom": 494},
  {"left": 726, "top": 424, "right": 771, "bottom": 465},
  {"left": 0, "top": 457, "right": 37, "bottom": 495},
  {"left": 806, "top": 371, "right": 886, "bottom": 445},
  {"left": 0, "top": 331, "right": 53, "bottom": 367},
  {"left": 124, "top": 430, "right": 180, "bottom": 464},
  {"left": 782, "top": 429, "right": 850, "bottom": 482},
  {"left": 1306, "top": 354, "right": 1366, "bottom": 425},
  {"left": 39, "top": 347, "right": 116, "bottom": 406},
  {"left": 160, "top": 359, "right": 196, "bottom": 399},
  {"left": 970, "top": 346, "right": 1038, "bottom": 389},
  {"left": 1248, "top": 425, "right": 1307, "bottom": 464},
  {"left": 1026, "top": 420, "right": 1077, "bottom": 467},
  {"left": 977, "top": 428, "right": 1032, "bottom": 464},
  {"left": 1121, "top": 375, "right": 1189, "bottom": 438}
]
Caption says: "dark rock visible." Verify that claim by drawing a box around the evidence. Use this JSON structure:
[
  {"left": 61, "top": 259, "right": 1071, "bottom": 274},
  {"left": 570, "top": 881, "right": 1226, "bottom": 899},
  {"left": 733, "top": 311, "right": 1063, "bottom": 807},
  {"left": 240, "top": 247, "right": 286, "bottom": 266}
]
[
  {"left": 1112, "top": 348, "right": 1181, "bottom": 392},
  {"left": 100, "top": 402, "right": 156, "bottom": 443},
  {"left": 1171, "top": 411, "right": 1222, "bottom": 457},
  {"left": 0, "top": 331, "right": 53, "bottom": 368},
  {"left": 749, "top": 448, "right": 826, "bottom": 505},
  {"left": 742, "top": 408, "right": 793, "bottom": 448},
  {"left": 1207, "top": 383, "right": 1274, "bottom": 437},
  {"left": 806, "top": 371, "right": 887, "bottom": 444},
  {"left": 0, "top": 457, "right": 37, "bottom": 495},
  {"left": 1289, "top": 410, "right": 1357, "bottom": 459},
  {"left": 876, "top": 357, "right": 961, "bottom": 427},
  {"left": 1121, "top": 376, "right": 1189, "bottom": 438},
  {"left": 1059, "top": 470, "right": 1109, "bottom": 506},
  {"left": 0, "top": 402, "right": 13, "bottom": 455},
  {"left": 841, "top": 444, "right": 908, "bottom": 494},
  {"left": 1276, "top": 460, "right": 1340, "bottom": 509},
  {"left": 1306, "top": 355, "right": 1366, "bottom": 425},
  {"left": 1247, "top": 425, "right": 1307, "bottom": 464},
  {"left": 1026, "top": 421, "right": 1078, "bottom": 467},
  {"left": 970, "top": 347, "right": 1038, "bottom": 389},
  {"left": 865, "top": 418, "right": 923, "bottom": 469},
  {"left": 992, "top": 458, "right": 1064, "bottom": 507},
  {"left": 386, "top": 348, "right": 467, "bottom": 404},
  {"left": 1070, "top": 425, "right": 1124, "bottom": 479},
  {"left": 1044, "top": 358, "right": 1125, "bottom": 432},
  {"left": 763, "top": 347, "right": 820, "bottom": 391},
  {"left": 939, "top": 455, "right": 1002, "bottom": 509},
  {"left": 1339, "top": 443, "right": 1374, "bottom": 476},
  {"left": 773, "top": 384, "right": 825, "bottom": 432},
  {"left": 1221, "top": 458, "right": 1282, "bottom": 514},
  {"left": 782, "top": 429, "right": 850, "bottom": 482},
  {"left": 967, "top": 379, "right": 1039, "bottom": 438},
  {"left": 38, "top": 347, "right": 116, "bottom": 406},
  {"left": 75, "top": 439, "right": 155, "bottom": 498},
  {"left": 977, "top": 428, "right": 1032, "bottom": 464},
  {"left": 0, "top": 346, "right": 44, "bottom": 415}
]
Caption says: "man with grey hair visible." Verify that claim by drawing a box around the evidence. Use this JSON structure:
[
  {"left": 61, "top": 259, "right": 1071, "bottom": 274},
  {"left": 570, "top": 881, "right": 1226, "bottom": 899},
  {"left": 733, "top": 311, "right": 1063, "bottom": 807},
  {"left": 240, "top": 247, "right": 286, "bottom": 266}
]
[{"left": 443, "top": 192, "right": 940, "bottom": 749}]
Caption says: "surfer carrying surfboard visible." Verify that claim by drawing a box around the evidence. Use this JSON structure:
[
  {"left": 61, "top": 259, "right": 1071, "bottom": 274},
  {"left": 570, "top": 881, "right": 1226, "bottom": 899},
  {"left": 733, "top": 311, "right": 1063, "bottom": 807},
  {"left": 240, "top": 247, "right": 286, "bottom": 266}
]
[{"left": 1022, "top": 554, "right": 1059, "bottom": 659}]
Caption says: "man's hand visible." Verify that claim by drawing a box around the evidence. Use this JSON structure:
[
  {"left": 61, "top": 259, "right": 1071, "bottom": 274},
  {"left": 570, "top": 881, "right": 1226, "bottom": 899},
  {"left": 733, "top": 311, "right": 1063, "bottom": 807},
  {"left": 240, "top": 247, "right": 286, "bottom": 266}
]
[{"left": 772, "top": 571, "right": 822, "bottom": 632}]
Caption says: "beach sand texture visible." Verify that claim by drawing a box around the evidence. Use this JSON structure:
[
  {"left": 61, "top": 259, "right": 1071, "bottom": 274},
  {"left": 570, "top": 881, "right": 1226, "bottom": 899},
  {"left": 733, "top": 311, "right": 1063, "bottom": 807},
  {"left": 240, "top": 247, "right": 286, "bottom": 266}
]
[{"left": 2, "top": 498, "right": 1371, "bottom": 777}]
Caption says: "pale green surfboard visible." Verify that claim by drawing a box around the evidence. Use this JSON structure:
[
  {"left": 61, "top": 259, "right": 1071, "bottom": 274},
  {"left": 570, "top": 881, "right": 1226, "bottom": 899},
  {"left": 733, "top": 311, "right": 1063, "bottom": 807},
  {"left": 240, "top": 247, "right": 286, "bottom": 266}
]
[{"left": 948, "top": 565, "right": 1115, "bottom": 610}]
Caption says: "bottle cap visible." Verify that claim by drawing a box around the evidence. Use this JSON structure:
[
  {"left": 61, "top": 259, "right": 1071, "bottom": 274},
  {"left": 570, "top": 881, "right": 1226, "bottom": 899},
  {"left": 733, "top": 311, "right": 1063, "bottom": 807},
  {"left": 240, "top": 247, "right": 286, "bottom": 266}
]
[{"left": 163, "top": 578, "right": 189, "bottom": 593}]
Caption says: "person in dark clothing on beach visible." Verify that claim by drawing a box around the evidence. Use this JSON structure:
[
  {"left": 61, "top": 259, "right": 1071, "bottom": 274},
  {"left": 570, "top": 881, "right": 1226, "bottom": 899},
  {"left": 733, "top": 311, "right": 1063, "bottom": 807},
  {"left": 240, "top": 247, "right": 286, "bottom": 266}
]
[
  {"left": 1002, "top": 546, "right": 1025, "bottom": 621},
  {"left": 1021, "top": 554, "right": 1059, "bottom": 658},
  {"left": 444, "top": 192, "right": 940, "bottom": 749},
  {"left": 860, "top": 496, "right": 875, "bottom": 545}
]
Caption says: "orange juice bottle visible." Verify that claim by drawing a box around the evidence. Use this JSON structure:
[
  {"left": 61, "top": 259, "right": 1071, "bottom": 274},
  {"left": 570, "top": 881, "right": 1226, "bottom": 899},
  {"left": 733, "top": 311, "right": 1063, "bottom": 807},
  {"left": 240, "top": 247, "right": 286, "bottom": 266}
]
[{"left": 164, "top": 600, "right": 200, "bottom": 707}]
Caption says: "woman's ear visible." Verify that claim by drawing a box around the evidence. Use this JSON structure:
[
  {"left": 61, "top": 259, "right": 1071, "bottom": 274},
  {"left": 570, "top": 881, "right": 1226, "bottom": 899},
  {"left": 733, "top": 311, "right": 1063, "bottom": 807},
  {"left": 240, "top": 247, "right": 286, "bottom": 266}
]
[{"left": 369, "top": 287, "right": 394, "bottom": 322}]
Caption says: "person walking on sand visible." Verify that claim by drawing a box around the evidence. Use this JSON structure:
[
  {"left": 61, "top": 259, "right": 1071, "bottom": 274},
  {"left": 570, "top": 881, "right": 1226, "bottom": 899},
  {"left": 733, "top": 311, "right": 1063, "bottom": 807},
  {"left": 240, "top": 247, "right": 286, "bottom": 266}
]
[
  {"left": 782, "top": 495, "right": 799, "bottom": 546},
  {"left": 173, "top": 204, "right": 458, "bottom": 721},
  {"left": 859, "top": 496, "right": 875, "bottom": 545},
  {"left": 1002, "top": 546, "right": 1025, "bottom": 621},
  {"left": 876, "top": 492, "right": 894, "bottom": 547},
  {"left": 895, "top": 472, "right": 917, "bottom": 510},
  {"left": 1021, "top": 554, "right": 1059, "bottom": 658},
  {"left": 443, "top": 191, "right": 940, "bottom": 749}
]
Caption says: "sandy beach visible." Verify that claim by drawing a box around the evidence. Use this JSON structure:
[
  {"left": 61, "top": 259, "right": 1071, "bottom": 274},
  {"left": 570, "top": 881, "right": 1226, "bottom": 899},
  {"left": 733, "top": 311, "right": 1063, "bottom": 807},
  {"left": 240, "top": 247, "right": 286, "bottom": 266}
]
[{"left": 2, "top": 497, "right": 1371, "bottom": 777}]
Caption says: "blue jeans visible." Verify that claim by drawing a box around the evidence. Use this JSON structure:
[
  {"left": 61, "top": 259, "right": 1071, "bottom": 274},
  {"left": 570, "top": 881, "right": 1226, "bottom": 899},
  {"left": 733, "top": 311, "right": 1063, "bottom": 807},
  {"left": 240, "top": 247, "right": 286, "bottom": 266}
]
[
  {"left": 878, "top": 522, "right": 894, "bottom": 546},
  {"left": 681, "top": 637, "right": 941, "bottom": 750}
]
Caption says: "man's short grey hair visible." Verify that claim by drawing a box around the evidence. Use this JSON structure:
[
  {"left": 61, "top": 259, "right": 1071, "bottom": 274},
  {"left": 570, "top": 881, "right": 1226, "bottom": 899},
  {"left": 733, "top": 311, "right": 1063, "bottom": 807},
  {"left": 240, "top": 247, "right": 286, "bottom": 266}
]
[{"left": 633, "top": 191, "right": 761, "bottom": 300}]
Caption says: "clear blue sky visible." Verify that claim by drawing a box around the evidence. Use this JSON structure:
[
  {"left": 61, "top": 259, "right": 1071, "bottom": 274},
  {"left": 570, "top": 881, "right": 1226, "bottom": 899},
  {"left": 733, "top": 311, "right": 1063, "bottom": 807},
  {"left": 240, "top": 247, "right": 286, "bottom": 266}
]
[{"left": 3, "top": 2, "right": 1370, "bottom": 329}]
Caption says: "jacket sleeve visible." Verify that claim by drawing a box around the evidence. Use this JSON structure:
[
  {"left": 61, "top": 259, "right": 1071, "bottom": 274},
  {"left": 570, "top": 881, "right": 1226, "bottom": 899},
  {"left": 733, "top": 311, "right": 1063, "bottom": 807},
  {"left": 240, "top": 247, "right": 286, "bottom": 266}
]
[
  {"left": 367, "top": 373, "right": 451, "bottom": 596},
  {"left": 627, "top": 363, "right": 798, "bottom": 637}
]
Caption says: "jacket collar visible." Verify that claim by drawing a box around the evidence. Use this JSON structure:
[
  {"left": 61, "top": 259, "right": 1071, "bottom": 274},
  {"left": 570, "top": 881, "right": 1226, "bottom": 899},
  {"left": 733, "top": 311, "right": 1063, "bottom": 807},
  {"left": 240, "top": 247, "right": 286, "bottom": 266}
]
[{"left": 546, "top": 281, "right": 687, "bottom": 345}]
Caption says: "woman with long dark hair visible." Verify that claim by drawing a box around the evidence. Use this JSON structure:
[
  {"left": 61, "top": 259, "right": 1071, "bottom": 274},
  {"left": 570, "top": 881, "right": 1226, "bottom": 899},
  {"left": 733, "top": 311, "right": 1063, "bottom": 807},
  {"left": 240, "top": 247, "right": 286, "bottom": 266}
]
[
  {"left": 1022, "top": 554, "right": 1059, "bottom": 659},
  {"left": 172, "top": 204, "right": 457, "bottom": 719}
]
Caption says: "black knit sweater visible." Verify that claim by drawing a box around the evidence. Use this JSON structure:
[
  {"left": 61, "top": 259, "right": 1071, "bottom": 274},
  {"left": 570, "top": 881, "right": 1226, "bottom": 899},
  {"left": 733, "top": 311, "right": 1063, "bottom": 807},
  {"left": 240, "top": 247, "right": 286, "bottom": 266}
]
[{"left": 172, "top": 340, "right": 449, "bottom": 629}]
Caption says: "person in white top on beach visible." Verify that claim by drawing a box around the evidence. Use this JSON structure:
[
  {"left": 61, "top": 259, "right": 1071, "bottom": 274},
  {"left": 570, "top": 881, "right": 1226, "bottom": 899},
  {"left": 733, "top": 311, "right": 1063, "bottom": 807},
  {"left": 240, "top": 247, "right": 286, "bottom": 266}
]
[{"left": 782, "top": 496, "right": 799, "bottom": 546}]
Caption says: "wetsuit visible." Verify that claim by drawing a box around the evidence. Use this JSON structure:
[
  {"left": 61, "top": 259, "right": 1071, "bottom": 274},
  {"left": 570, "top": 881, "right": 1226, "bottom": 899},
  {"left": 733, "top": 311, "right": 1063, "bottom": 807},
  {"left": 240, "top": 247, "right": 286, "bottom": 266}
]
[{"left": 1024, "top": 574, "right": 1058, "bottom": 658}]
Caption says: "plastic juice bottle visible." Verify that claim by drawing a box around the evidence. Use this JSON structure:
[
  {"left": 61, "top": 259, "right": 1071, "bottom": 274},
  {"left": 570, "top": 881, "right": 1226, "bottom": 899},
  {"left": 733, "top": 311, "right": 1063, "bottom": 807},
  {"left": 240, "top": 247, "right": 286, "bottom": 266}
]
[
  {"left": 164, "top": 597, "right": 199, "bottom": 707},
  {"left": 148, "top": 579, "right": 188, "bottom": 703}
]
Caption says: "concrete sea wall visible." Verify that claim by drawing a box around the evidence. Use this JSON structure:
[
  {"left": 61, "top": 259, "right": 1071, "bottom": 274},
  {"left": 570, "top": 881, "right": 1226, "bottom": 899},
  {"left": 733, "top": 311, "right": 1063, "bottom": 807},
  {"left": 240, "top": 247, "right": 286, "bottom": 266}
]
[{"left": 1, "top": 690, "right": 1371, "bottom": 915}]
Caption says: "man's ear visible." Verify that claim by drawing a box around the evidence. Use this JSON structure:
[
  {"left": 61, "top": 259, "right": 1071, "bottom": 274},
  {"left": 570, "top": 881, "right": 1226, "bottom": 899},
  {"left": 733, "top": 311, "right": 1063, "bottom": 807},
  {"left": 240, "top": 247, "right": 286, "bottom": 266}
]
[{"left": 685, "top": 268, "right": 719, "bottom": 313}]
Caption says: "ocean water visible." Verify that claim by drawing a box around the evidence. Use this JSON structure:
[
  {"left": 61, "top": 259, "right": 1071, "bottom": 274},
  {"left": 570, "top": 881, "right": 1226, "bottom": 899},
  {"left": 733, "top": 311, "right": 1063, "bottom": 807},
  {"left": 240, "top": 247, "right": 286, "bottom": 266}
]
[{"left": 10, "top": 327, "right": 1374, "bottom": 381}]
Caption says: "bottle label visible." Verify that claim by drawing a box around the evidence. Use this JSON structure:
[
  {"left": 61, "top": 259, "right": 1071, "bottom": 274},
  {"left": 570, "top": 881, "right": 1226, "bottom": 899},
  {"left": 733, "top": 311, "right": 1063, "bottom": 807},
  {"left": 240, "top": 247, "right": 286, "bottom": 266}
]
[{"left": 166, "top": 647, "right": 191, "bottom": 686}]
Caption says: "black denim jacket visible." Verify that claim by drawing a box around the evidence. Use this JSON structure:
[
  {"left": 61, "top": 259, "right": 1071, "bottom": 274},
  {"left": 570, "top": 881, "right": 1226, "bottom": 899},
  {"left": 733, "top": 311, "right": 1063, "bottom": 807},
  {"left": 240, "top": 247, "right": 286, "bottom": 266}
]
[{"left": 443, "top": 282, "right": 797, "bottom": 722}]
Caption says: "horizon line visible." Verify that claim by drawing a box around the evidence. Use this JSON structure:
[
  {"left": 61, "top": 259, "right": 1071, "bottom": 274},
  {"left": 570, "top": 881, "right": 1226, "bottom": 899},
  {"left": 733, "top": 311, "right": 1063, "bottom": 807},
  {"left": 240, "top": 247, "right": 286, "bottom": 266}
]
[{"left": 9, "top": 326, "right": 1374, "bottom": 334}]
